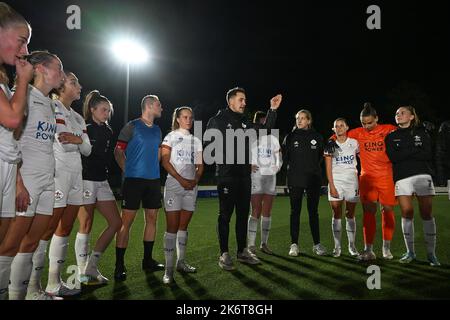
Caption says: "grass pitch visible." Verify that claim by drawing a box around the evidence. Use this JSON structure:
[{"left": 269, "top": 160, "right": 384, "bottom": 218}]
[{"left": 53, "top": 195, "right": 449, "bottom": 300}]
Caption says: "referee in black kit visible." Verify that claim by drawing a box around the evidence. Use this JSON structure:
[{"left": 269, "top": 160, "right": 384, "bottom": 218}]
[{"left": 205, "top": 87, "right": 282, "bottom": 271}]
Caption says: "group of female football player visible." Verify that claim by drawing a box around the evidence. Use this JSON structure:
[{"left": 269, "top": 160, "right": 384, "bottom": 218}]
[{"left": 0, "top": 2, "right": 442, "bottom": 301}]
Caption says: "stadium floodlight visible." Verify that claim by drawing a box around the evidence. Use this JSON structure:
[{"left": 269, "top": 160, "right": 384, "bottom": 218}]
[
  {"left": 111, "top": 38, "right": 149, "bottom": 125},
  {"left": 112, "top": 39, "right": 149, "bottom": 64}
]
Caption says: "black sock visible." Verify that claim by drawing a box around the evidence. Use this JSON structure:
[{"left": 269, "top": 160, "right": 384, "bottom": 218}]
[
  {"left": 116, "top": 247, "right": 126, "bottom": 267},
  {"left": 143, "top": 241, "right": 154, "bottom": 261}
]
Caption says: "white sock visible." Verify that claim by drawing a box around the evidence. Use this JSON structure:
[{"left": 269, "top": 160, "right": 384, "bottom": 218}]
[
  {"left": 0, "top": 256, "right": 13, "bottom": 300},
  {"left": 247, "top": 216, "right": 258, "bottom": 247},
  {"left": 85, "top": 251, "right": 102, "bottom": 275},
  {"left": 383, "top": 240, "right": 391, "bottom": 251},
  {"left": 164, "top": 232, "right": 177, "bottom": 272},
  {"left": 75, "top": 232, "right": 90, "bottom": 275},
  {"left": 423, "top": 218, "right": 437, "bottom": 256},
  {"left": 345, "top": 217, "right": 356, "bottom": 247},
  {"left": 176, "top": 230, "right": 188, "bottom": 263},
  {"left": 401, "top": 217, "right": 415, "bottom": 254},
  {"left": 332, "top": 218, "right": 342, "bottom": 249},
  {"left": 261, "top": 216, "right": 271, "bottom": 245},
  {"left": 9, "top": 252, "right": 33, "bottom": 300},
  {"left": 27, "top": 240, "right": 49, "bottom": 296},
  {"left": 364, "top": 244, "right": 373, "bottom": 252},
  {"left": 47, "top": 235, "right": 69, "bottom": 290}
]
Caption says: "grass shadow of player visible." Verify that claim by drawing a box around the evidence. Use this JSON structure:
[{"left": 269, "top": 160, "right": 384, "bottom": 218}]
[
  {"left": 79, "top": 282, "right": 108, "bottom": 298},
  {"left": 111, "top": 281, "right": 131, "bottom": 300},
  {"left": 144, "top": 271, "right": 168, "bottom": 299},
  {"left": 300, "top": 253, "right": 364, "bottom": 281},
  {"left": 260, "top": 255, "right": 365, "bottom": 296},
  {"left": 178, "top": 272, "right": 217, "bottom": 300},
  {"left": 250, "top": 262, "right": 320, "bottom": 299},
  {"left": 159, "top": 277, "right": 194, "bottom": 300},
  {"left": 377, "top": 258, "right": 450, "bottom": 286},
  {"left": 302, "top": 252, "right": 365, "bottom": 273},
  {"left": 229, "top": 269, "right": 284, "bottom": 299},
  {"left": 398, "top": 259, "right": 450, "bottom": 276}
]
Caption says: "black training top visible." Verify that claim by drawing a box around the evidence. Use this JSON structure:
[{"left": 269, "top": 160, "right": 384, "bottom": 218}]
[
  {"left": 282, "top": 127, "right": 324, "bottom": 188},
  {"left": 385, "top": 126, "right": 433, "bottom": 183},
  {"left": 205, "top": 107, "right": 277, "bottom": 178},
  {"left": 82, "top": 120, "right": 114, "bottom": 181}
]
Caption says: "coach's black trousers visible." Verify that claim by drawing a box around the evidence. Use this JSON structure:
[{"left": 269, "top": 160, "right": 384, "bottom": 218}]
[
  {"left": 289, "top": 186, "right": 321, "bottom": 246},
  {"left": 217, "top": 176, "right": 251, "bottom": 255}
]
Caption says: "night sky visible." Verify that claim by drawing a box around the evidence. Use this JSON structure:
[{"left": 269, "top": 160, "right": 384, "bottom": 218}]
[{"left": 6, "top": 0, "right": 450, "bottom": 141}]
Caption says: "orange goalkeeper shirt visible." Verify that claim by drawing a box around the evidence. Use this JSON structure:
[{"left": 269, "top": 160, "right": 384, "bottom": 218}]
[{"left": 347, "top": 124, "right": 397, "bottom": 177}]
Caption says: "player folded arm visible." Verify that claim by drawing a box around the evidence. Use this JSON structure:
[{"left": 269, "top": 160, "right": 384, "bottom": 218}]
[
  {"left": 55, "top": 112, "right": 81, "bottom": 152},
  {"left": 78, "top": 120, "right": 92, "bottom": 156}
]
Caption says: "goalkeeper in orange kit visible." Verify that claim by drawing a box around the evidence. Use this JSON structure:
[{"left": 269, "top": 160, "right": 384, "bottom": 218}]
[{"left": 327, "top": 103, "right": 397, "bottom": 261}]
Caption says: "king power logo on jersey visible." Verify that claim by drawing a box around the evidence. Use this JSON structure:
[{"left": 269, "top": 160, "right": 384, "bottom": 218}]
[
  {"left": 335, "top": 154, "right": 355, "bottom": 165},
  {"left": 257, "top": 148, "right": 273, "bottom": 158},
  {"left": 176, "top": 149, "right": 195, "bottom": 164},
  {"left": 364, "top": 141, "right": 384, "bottom": 152},
  {"left": 36, "top": 120, "right": 56, "bottom": 141}
]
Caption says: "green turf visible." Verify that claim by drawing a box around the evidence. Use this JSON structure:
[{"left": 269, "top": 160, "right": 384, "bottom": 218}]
[{"left": 55, "top": 195, "right": 450, "bottom": 300}]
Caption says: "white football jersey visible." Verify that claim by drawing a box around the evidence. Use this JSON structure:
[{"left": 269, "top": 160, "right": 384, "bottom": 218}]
[
  {"left": 18, "top": 85, "right": 56, "bottom": 173},
  {"left": 53, "top": 100, "right": 90, "bottom": 173},
  {"left": 0, "top": 84, "right": 21, "bottom": 164},
  {"left": 326, "top": 137, "right": 359, "bottom": 177},
  {"left": 162, "top": 129, "right": 202, "bottom": 181},
  {"left": 251, "top": 134, "right": 282, "bottom": 176}
]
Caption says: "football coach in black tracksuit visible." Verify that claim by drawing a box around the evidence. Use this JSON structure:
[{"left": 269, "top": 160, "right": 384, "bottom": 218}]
[
  {"left": 205, "top": 87, "right": 282, "bottom": 271},
  {"left": 282, "top": 109, "right": 327, "bottom": 257}
]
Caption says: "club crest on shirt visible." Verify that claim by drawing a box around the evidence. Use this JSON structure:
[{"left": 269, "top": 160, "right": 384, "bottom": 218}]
[
  {"left": 310, "top": 139, "right": 317, "bottom": 149},
  {"left": 294, "top": 141, "right": 299, "bottom": 148},
  {"left": 414, "top": 135, "right": 422, "bottom": 147},
  {"left": 171, "top": 136, "right": 184, "bottom": 147},
  {"left": 55, "top": 190, "right": 64, "bottom": 201},
  {"left": 83, "top": 190, "right": 92, "bottom": 199}
]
